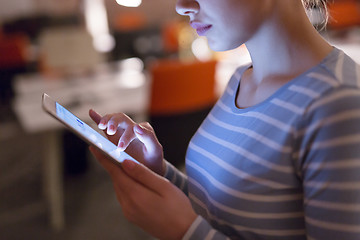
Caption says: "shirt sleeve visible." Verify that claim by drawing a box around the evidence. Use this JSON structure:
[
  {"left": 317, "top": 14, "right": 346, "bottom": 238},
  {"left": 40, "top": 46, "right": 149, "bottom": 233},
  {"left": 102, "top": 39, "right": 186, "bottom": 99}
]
[
  {"left": 163, "top": 162, "right": 232, "bottom": 239},
  {"left": 182, "top": 216, "right": 231, "bottom": 240},
  {"left": 298, "top": 86, "right": 360, "bottom": 239},
  {"left": 163, "top": 160, "right": 189, "bottom": 195}
]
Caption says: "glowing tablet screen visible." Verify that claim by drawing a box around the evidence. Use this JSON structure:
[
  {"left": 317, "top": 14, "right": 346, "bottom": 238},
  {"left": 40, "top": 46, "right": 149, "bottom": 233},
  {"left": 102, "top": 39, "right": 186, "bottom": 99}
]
[{"left": 55, "top": 102, "right": 138, "bottom": 164}]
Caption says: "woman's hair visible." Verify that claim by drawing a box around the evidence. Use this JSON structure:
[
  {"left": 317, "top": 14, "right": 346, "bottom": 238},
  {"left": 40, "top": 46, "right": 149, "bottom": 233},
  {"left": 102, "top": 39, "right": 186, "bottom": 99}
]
[
  {"left": 301, "top": 0, "right": 326, "bottom": 9},
  {"left": 302, "top": 0, "right": 327, "bottom": 9},
  {"left": 302, "top": 0, "right": 329, "bottom": 28},
  {"left": 302, "top": 0, "right": 328, "bottom": 15}
]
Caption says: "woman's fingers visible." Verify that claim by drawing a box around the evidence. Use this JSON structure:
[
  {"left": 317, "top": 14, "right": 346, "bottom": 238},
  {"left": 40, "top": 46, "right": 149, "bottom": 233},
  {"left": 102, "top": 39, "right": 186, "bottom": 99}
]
[
  {"left": 89, "top": 109, "right": 102, "bottom": 125},
  {"left": 89, "top": 110, "right": 164, "bottom": 173},
  {"left": 90, "top": 111, "right": 136, "bottom": 139},
  {"left": 139, "top": 121, "right": 154, "bottom": 131},
  {"left": 89, "top": 146, "right": 156, "bottom": 200},
  {"left": 134, "top": 124, "right": 162, "bottom": 156},
  {"left": 118, "top": 127, "right": 137, "bottom": 150},
  {"left": 133, "top": 124, "right": 164, "bottom": 175},
  {"left": 90, "top": 145, "right": 164, "bottom": 195},
  {"left": 98, "top": 114, "right": 114, "bottom": 131},
  {"left": 121, "top": 159, "right": 168, "bottom": 195},
  {"left": 89, "top": 146, "right": 121, "bottom": 176},
  {"left": 106, "top": 119, "right": 119, "bottom": 135}
]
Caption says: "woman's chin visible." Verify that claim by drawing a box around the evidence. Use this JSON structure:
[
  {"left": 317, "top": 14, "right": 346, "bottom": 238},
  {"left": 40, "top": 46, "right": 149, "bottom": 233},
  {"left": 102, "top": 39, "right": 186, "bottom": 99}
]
[{"left": 207, "top": 38, "right": 243, "bottom": 52}]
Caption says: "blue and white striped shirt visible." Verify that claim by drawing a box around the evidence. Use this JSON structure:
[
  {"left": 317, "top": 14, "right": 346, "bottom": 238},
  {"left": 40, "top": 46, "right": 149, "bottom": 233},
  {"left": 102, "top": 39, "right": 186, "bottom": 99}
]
[{"left": 165, "top": 47, "right": 360, "bottom": 240}]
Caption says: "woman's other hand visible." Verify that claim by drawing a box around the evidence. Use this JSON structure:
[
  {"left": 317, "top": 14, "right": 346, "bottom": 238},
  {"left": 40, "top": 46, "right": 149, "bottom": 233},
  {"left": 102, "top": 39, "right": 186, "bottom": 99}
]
[{"left": 89, "top": 149, "right": 197, "bottom": 240}]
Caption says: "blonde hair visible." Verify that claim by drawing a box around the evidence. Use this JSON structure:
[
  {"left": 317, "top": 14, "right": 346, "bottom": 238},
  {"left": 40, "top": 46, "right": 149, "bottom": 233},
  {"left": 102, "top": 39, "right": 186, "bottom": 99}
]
[
  {"left": 302, "top": 0, "right": 329, "bottom": 27},
  {"left": 302, "top": 0, "right": 326, "bottom": 9}
]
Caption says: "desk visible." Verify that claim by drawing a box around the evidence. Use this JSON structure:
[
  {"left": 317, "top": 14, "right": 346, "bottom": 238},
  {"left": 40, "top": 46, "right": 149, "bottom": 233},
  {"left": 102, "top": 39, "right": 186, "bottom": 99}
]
[{"left": 12, "top": 64, "right": 150, "bottom": 231}]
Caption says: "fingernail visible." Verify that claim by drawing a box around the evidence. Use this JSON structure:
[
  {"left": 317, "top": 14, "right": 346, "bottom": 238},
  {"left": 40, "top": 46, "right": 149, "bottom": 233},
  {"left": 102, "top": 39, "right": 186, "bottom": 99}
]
[
  {"left": 123, "top": 160, "right": 136, "bottom": 170},
  {"left": 134, "top": 125, "right": 144, "bottom": 135},
  {"left": 107, "top": 128, "right": 115, "bottom": 135},
  {"left": 118, "top": 141, "right": 124, "bottom": 149},
  {"left": 98, "top": 121, "right": 106, "bottom": 129}
]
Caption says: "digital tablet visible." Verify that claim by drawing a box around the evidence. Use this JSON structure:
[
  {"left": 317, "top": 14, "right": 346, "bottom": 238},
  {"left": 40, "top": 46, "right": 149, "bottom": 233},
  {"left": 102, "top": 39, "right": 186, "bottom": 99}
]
[{"left": 42, "top": 93, "right": 139, "bottom": 165}]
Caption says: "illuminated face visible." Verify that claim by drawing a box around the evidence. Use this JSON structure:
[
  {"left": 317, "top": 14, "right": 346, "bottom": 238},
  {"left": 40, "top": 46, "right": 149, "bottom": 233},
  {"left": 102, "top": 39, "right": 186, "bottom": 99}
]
[{"left": 176, "top": 0, "right": 273, "bottom": 51}]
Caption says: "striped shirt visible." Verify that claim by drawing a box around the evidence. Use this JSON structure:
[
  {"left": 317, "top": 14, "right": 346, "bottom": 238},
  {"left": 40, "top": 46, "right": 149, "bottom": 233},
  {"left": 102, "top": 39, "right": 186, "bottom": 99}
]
[{"left": 165, "top": 47, "right": 360, "bottom": 240}]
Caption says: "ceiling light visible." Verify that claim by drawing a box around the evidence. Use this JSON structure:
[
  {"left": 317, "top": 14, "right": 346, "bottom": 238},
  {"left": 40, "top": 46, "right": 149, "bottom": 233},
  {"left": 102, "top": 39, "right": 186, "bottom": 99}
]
[{"left": 116, "top": 0, "right": 142, "bottom": 7}]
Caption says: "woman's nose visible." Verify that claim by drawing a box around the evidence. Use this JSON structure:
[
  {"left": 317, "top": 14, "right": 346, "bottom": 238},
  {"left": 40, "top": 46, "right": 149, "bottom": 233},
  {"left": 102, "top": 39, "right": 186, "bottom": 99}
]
[{"left": 175, "top": 0, "right": 199, "bottom": 16}]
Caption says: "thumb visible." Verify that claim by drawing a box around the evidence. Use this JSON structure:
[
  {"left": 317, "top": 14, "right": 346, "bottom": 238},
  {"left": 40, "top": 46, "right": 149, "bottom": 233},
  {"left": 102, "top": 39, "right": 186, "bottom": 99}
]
[
  {"left": 122, "top": 159, "right": 168, "bottom": 194},
  {"left": 89, "top": 146, "right": 121, "bottom": 177}
]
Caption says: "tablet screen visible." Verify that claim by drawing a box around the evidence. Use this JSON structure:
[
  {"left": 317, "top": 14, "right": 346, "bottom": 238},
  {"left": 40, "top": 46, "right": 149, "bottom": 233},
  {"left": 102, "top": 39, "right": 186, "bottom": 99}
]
[{"left": 55, "top": 102, "right": 138, "bottom": 164}]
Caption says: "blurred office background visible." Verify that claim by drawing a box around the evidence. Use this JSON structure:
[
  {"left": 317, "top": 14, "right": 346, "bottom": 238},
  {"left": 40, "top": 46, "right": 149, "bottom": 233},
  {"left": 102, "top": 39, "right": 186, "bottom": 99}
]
[{"left": 0, "top": 0, "right": 359, "bottom": 239}]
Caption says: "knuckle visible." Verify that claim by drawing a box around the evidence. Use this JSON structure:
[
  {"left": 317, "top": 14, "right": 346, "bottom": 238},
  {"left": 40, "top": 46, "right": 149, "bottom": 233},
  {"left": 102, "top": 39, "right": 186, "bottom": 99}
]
[
  {"left": 115, "top": 114, "right": 136, "bottom": 126},
  {"left": 157, "top": 142, "right": 163, "bottom": 152},
  {"left": 143, "top": 121, "right": 151, "bottom": 126},
  {"left": 113, "top": 113, "right": 125, "bottom": 120},
  {"left": 104, "top": 113, "right": 113, "bottom": 119},
  {"left": 142, "top": 122, "right": 154, "bottom": 130}
]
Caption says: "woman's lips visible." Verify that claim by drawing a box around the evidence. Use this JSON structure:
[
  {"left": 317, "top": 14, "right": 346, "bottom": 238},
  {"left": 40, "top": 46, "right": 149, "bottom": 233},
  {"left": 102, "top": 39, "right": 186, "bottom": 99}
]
[{"left": 190, "top": 22, "right": 212, "bottom": 36}]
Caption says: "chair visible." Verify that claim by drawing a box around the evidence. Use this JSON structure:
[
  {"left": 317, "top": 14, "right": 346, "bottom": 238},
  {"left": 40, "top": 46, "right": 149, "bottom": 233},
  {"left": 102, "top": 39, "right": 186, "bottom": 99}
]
[
  {"left": 149, "top": 59, "right": 218, "bottom": 166},
  {"left": 0, "top": 33, "right": 28, "bottom": 70},
  {"left": 327, "top": 0, "right": 360, "bottom": 29},
  {"left": 0, "top": 33, "right": 29, "bottom": 112}
]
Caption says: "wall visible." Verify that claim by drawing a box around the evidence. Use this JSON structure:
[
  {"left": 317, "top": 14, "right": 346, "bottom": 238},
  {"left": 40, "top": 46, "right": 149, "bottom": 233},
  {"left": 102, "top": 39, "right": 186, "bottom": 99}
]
[
  {"left": 106, "top": 0, "right": 180, "bottom": 26},
  {"left": 0, "top": 0, "right": 181, "bottom": 26}
]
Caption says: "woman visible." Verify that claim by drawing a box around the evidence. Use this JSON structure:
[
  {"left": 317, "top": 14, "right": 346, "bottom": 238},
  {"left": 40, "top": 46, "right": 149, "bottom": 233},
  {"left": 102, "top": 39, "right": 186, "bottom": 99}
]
[{"left": 89, "top": 0, "right": 360, "bottom": 239}]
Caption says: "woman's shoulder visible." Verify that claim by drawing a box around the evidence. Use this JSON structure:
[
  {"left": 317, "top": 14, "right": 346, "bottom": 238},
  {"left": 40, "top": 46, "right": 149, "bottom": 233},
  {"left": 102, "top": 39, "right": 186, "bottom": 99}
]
[
  {"left": 289, "top": 47, "right": 360, "bottom": 111},
  {"left": 301, "top": 52, "right": 360, "bottom": 120},
  {"left": 318, "top": 47, "right": 360, "bottom": 88}
]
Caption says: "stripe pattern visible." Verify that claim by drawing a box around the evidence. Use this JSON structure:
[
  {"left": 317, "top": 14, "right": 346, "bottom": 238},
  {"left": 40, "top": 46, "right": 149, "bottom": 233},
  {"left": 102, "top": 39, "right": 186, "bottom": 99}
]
[{"left": 165, "top": 48, "right": 360, "bottom": 240}]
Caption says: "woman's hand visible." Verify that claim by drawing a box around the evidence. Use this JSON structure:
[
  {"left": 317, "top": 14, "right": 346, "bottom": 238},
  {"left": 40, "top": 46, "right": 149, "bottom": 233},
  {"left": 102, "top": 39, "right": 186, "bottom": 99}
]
[
  {"left": 89, "top": 109, "right": 165, "bottom": 175},
  {"left": 89, "top": 148, "right": 197, "bottom": 240}
]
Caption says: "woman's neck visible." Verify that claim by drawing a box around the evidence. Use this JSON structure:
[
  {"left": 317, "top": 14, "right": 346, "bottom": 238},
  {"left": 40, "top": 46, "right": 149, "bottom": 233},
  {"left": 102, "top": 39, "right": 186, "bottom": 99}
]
[{"left": 245, "top": 0, "right": 332, "bottom": 85}]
